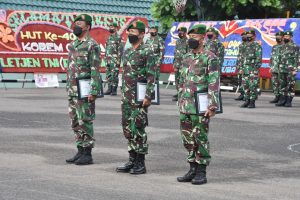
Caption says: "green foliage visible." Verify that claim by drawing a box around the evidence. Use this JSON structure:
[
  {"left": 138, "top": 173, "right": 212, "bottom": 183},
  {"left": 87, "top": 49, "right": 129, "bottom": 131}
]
[{"left": 151, "top": 0, "right": 300, "bottom": 33}]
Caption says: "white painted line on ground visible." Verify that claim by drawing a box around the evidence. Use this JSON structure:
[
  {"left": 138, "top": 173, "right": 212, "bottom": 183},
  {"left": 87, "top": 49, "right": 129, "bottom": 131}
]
[{"left": 287, "top": 143, "right": 300, "bottom": 153}]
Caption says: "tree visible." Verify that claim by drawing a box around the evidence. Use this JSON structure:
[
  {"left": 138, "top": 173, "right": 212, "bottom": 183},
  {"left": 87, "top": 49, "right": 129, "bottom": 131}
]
[{"left": 151, "top": 0, "right": 299, "bottom": 33}]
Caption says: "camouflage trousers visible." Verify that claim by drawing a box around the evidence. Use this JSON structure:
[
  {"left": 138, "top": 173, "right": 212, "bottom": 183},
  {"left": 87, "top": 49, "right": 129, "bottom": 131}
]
[
  {"left": 175, "top": 70, "right": 180, "bottom": 91},
  {"left": 180, "top": 113, "right": 211, "bottom": 165},
  {"left": 242, "top": 71, "right": 259, "bottom": 100},
  {"left": 68, "top": 97, "right": 95, "bottom": 148},
  {"left": 271, "top": 72, "right": 280, "bottom": 97},
  {"left": 106, "top": 63, "right": 119, "bottom": 87},
  {"left": 155, "top": 63, "right": 161, "bottom": 80},
  {"left": 278, "top": 72, "right": 296, "bottom": 97},
  {"left": 121, "top": 103, "right": 148, "bottom": 154},
  {"left": 237, "top": 72, "right": 244, "bottom": 95}
]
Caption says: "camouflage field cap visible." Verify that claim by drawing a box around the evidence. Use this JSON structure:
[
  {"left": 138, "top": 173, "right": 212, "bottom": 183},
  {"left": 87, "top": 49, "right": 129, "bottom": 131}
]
[
  {"left": 284, "top": 30, "right": 293, "bottom": 36},
  {"left": 74, "top": 14, "right": 93, "bottom": 23},
  {"left": 127, "top": 20, "right": 146, "bottom": 31},
  {"left": 248, "top": 29, "right": 256, "bottom": 35},
  {"left": 188, "top": 24, "right": 206, "bottom": 34},
  {"left": 150, "top": 26, "right": 159, "bottom": 30},
  {"left": 241, "top": 31, "right": 248, "bottom": 36},
  {"left": 178, "top": 27, "right": 187, "bottom": 32},
  {"left": 275, "top": 31, "right": 284, "bottom": 36}
]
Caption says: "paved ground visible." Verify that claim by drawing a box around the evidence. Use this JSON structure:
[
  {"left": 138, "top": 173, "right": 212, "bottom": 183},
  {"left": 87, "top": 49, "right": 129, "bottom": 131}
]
[{"left": 0, "top": 88, "right": 299, "bottom": 200}]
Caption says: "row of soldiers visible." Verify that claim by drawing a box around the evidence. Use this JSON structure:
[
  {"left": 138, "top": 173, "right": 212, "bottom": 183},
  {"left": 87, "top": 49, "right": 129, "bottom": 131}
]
[
  {"left": 235, "top": 30, "right": 299, "bottom": 108},
  {"left": 103, "top": 22, "right": 164, "bottom": 96},
  {"left": 65, "top": 14, "right": 220, "bottom": 185}
]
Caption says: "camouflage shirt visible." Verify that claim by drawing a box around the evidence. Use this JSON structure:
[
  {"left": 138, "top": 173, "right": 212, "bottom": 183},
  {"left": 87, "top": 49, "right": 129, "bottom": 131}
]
[
  {"left": 205, "top": 38, "right": 225, "bottom": 67},
  {"left": 270, "top": 43, "right": 282, "bottom": 73},
  {"left": 121, "top": 42, "right": 156, "bottom": 106},
  {"left": 173, "top": 37, "right": 189, "bottom": 69},
  {"left": 178, "top": 50, "right": 220, "bottom": 114},
  {"left": 104, "top": 33, "right": 123, "bottom": 66},
  {"left": 279, "top": 42, "right": 299, "bottom": 73},
  {"left": 243, "top": 41, "right": 262, "bottom": 74},
  {"left": 67, "top": 35, "right": 101, "bottom": 97},
  {"left": 236, "top": 42, "right": 247, "bottom": 70},
  {"left": 145, "top": 35, "right": 165, "bottom": 65}
]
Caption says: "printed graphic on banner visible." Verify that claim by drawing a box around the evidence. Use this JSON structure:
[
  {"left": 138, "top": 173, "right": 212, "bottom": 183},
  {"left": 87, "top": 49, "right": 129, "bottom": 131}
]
[
  {"left": 34, "top": 73, "right": 59, "bottom": 88},
  {"left": 163, "top": 19, "right": 300, "bottom": 78},
  {"left": 0, "top": 10, "right": 148, "bottom": 73}
]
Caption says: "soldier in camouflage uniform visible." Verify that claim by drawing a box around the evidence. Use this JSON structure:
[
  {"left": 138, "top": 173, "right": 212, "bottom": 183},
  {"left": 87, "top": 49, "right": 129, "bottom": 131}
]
[
  {"left": 176, "top": 24, "right": 220, "bottom": 185},
  {"left": 172, "top": 27, "right": 189, "bottom": 101},
  {"left": 66, "top": 14, "right": 101, "bottom": 165},
  {"left": 275, "top": 31, "right": 299, "bottom": 107},
  {"left": 240, "top": 30, "right": 262, "bottom": 108},
  {"left": 116, "top": 21, "right": 156, "bottom": 175},
  {"left": 235, "top": 31, "right": 248, "bottom": 101},
  {"left": 104, "top": 22, "right": 123, "bottom": 96},
  {"left": 145, "top": 26, "right": 165, "bottom": 80},
  {"left": 269, "top": 31, "right": 284, "bottom": 103}
]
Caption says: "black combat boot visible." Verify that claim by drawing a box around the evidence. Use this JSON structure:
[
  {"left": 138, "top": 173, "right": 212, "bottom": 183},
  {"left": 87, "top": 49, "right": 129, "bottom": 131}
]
[
  {"left": 248, "top": 100, "right": 255, "bottom": 108},
  {"left": 111, "top": 86, "right": 118, "bottom": 96},
  {"left": 172, "top": 94, "right": 178, "bottom": 102},
  {"left": 240, "top": 100, "right": 250, "bottom": 108},
  {"left": 284, "top": 96, "right": 293, "bottom": 107},
  {"left": 66, "top": 146, "right": 83, "bottom": 164},
  {"left": 130, "top": 153, "right": 146, "bottom": 175},
  {"left": 177, "top": 162, "right": 197, "bottom": 182},
  {"left": 275, "top": 95, "right": 287, "bottom": 107},
  {"left": 235, "top": 94, "right": 244, "bottom": 101},
  {"left": 269, "top": 95, "right": 280, "bottom": 103},
  {"left": 191, "top": 164, "right": 207, "bottom": 185},
  {"left": 116, "top": 151, "right": 136, "bottom": 173},
  {"left": 74, "top": 147, "right": 93, "bottom": 165},
  {"left": 104, "top": 86, "right": 112, "bottom": 95},
  {"left": 173, "top": 94, "right": 178, "bottom": 98}
]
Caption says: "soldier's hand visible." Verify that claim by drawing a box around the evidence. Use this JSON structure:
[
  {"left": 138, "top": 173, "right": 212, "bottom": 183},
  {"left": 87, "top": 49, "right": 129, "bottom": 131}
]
[
  {"left": 142, "top": 98, "right": 151, "bottom": 107},
  {"left": 204, "top": 109, "right": 216, "bottom": 118},
  {"left": 88, "top": 95, "right": 96, "bottom": 102},
  {"left": 239, "top": 70, "right": 244, "bottom": 75},
  {"left": 174, "top": 68, "right": 178, "bottom": 72},
  {"left": 292, "top": 71, "right": 297, "bottom": 75}
]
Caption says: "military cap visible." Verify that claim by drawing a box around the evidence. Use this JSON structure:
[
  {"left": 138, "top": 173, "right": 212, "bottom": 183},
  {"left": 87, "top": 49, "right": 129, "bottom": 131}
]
[
  {"left": 241, "top": 31, "right": 247, "bottom": 36},
  {"left": 284, "top": 30, "right": 293, "bottom": 36},
  {"left": 275, "top": 31, "right": 284, "bottom": 36},
  {"left": 109, "top": 22, "right": 118, "bottom": 27},
  {"left": 178, "top": 27, "right": 187, "bottom": 32},
  {"left": 150, "top": 26, "right": 159, "bottom": 30},
  {"left": 188, "top": 24, "right": 206, "bottom": 34},
  {"left": 127, "top": 20, "right": 146, "bottom": 31},
  {"left": 248, "top": 29, "right": 256, "bottom": 35},
  {"left": 206, "top": 27, "right": 216, "bottom": 33},
  {"left": 74, "top": 14, "right": 93, "bottom": 23}
]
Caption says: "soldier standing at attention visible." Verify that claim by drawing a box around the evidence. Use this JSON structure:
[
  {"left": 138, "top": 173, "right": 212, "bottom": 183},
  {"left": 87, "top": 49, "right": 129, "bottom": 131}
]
[
  {"left": 172, "top": 27, "right": 189, "bottom": 101},
  {"left": 145, "top": 26, "right": 165, "bottom": 80},
  {"left": 269, "top": 31, "right": 284, "bottom": 103},
  {"left": 66, "top": 14, "right": 101, "bottom": 165},
  {"left": 275, "top": 31, "right": 299, "bottom": 107},
  {"left": 235, "top": 31, "right": 248, "bottom": 101},
  {"left": 177, "top": 24, "right": 220, "bottom": 185},
  {"left": 116, "top": 21, "right": 156, "bottom": 175},
  {"left": 104, "top": 22, "right": 123, "bottom": 96},
  {"left": 240, "top": 30, "right": 262, "bottom": 108}
]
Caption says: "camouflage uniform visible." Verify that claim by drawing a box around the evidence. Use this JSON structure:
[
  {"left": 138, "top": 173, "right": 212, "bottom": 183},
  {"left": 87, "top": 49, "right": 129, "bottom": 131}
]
[
  {"left": 241, "top": 41, "right": 262, "bottom": 101},
  {"left": 121, "top": 42, "right": 156, "bottom": 154},
  {"left": 145, "top": 35, "right": 165, "bottom": 80},
  {"left": 178, "top": 49, "right": 220, "bottom": 165},
  {"left": 173, "top": 37, "right": 189, "bottom": 91},
  {"left": 67, "top": 34, "right": 101, "bottom": 148},
  {"left": 205, "top": 38, "right": 224, "bottom": 70},
  {"left": 278, "top": 42, "right": 299, "bottom": 98},
  {"left": 236, "top": 40, "right": 247, "bottom": 96},
  {"left": 270, "top": 43, "right": 282, "bottom": 98},
  {"left": 105, "top": 32, "right": 122, "bottom": 88}
]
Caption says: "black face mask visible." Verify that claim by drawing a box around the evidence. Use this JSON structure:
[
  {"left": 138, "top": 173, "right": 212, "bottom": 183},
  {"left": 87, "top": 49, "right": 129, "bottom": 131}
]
[
  {"left": 150, "top": 32, "right": 157, "bottom": 37},
  {"left": 128, "top": 34, "right": 139, "bottom": 44},
  {"left": 242, "top": 37, "right": 247, "bottom": 42},
  {"left": 73, "top": 25, "right": 83, "bottom": 37},
  {"left": 247, "top": 37, "right": 253, "bottom": 42},
  {"left": 188, "top": 38, "right": 199, "bottom": 49},
  {"left": 284, "top": 38, "right": 290, "bottom": 44},
  {"left": 178, "top": 33, "right": 184, "bottom": 39},
  {"left": 109, "top": 29, "right": 115, "bottom": 33},
  {"left": 276, "top": 38, "right": 282, "bottom": 43},
  {"left": 207, "top": 34, "right": 213, "bottom": 39}
]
